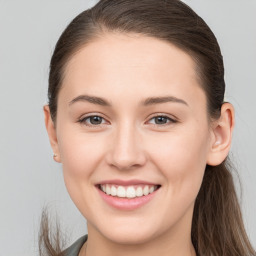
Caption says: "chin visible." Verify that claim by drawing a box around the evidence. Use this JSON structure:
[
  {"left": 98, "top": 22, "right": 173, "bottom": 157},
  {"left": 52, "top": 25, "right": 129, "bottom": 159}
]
[
  {"left": 90, "top": 215, "right": 166, "bottom": 245},
  {"left": 102, "top": 227, "right": 157, "bottom": 245}
]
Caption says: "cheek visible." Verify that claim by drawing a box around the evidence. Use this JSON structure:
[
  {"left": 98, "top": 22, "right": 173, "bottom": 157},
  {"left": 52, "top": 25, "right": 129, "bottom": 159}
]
[
  {"left": 57, "top": 126, "right": 107, "bottom": 194},
  {"left": 145, "top": 127, "right": 209, "bottom": 226},
  {"left": 147, "top": 125, "right": 209, "bottom": 194},
  {"left": 56, "top": 127, "right": 108, "bottom": 216},
  {"left": 58, "top": 126, "right": 103, "bottom": 170}
]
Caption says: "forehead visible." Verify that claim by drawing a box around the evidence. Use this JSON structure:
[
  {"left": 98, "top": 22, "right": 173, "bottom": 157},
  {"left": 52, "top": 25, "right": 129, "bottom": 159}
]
[
  {"left": 65, "top": 32, "right": 198, "bottom": 80},
  {"left": 60, "top": 33, "right": 206, "bottom": 109}
]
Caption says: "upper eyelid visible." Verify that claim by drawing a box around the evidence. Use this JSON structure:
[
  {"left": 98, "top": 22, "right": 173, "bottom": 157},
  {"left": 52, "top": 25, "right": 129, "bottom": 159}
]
[
  {"left": 79, "top": 112, "right": 108, "bottom": 121},
  {"left": 79, "top": 115, "right": 108, "bottom": 124},
  {"left": 78, "top": 113, "right": 178, "bottom": 126},
  {"left": 146, "top": 113, "right": 178, "bottom": 122},
  {"left": 146, "top": 116, "right": 178, "bottom": 126},
  {"left": 79, "top": 112, "right": 176, "bottom": 120}
]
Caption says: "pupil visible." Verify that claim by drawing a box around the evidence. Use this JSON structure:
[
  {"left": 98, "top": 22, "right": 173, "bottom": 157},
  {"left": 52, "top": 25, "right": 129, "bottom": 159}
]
[
  {"left": 90, "top": 116, "right": 102, "bottom": 124},
  {"left": 156, "top": 116, "right": 167, "bottom": 124}
]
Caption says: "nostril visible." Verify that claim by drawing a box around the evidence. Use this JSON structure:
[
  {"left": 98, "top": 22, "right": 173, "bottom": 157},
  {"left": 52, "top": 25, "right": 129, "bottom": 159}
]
[{"left": 106, "top": 150, "right": 147, "bottom": 171}]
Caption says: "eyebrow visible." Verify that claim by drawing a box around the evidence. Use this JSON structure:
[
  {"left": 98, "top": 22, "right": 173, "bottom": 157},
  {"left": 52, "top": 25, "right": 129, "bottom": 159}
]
[
  {"left": 69, "top": 94, "right": 188, "bottom": 107},
  {"left": 143, "top": 96, "right": 188, "bottom": 106},
  {"left": 69, "top": 95, "right": 111, "bottom": 106}
]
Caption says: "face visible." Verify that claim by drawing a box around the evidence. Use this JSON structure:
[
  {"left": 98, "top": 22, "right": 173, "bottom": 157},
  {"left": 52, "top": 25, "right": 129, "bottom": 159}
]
[{"left": 50, "top": 33, "right": 215, "bottom": 245}]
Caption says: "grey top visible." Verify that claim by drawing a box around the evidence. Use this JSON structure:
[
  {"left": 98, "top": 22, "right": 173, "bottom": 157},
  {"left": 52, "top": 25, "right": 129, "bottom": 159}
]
[{"left": 63, "top": 235, "right": 88, "bottom": 256}]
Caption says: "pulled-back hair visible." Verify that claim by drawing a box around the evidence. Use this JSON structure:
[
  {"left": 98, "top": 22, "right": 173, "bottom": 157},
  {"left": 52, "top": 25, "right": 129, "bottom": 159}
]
[{"left": 41, "top": 0, "right": 256, "bottom": 255}]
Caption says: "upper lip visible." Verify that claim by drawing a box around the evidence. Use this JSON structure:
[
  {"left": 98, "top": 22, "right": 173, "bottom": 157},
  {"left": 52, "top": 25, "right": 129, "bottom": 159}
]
[{"left": 96, "top": 179, "right": 160, "bottom": 186}]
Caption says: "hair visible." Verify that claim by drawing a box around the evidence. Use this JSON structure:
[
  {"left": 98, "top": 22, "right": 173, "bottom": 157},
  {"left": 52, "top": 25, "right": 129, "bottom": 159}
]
[{"left": 40, "top": 0, "right": 256, "bottom": 255}]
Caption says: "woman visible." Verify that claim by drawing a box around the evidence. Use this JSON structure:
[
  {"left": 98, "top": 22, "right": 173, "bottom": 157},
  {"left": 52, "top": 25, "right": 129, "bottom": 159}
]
[{"left": 41, "top": 0, "right": 256, "bottom": 255}]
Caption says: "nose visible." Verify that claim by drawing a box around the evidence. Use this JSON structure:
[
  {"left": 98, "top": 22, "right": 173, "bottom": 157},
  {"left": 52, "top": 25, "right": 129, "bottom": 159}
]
[{"left": 106, "top": 123, "right": 147, "bottom": 171}]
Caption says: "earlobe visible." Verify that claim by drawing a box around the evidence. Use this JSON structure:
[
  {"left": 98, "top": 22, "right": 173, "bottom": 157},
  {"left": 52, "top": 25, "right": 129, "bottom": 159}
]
[
  {"left": 43, "top": 105, "right": 61, "bottom": 163},
  {"left": 207, "top": 103, "right": 235, "bottom": 166}
]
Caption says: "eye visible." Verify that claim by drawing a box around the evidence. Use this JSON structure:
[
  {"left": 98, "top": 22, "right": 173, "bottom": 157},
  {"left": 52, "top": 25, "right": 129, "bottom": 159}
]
[
  {"left": 78, "top": 115, "right": 108, "bottom": 127},
  {"left": 147, "top": 115, "right": 177, "bottom": 125}
]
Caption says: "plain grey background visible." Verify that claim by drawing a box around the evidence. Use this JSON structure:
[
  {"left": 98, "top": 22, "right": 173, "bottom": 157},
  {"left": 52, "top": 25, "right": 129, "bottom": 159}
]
[{"left": 0, "top": 1, "right": 255, "bottom": 255}]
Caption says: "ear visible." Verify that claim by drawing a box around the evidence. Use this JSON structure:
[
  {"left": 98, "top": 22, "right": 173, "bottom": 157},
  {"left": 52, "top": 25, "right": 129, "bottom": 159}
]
[
  {"left": 207, "top": 103, "right": 235, "bottom": 166},
  {"left": 43, "top": 105, "right": 61, "bottom": 163}
]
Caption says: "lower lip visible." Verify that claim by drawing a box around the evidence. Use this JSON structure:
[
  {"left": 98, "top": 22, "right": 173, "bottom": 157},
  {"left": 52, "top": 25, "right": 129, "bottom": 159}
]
[{"left": 97, "top": 187, "right": 159, "bottom": 211}]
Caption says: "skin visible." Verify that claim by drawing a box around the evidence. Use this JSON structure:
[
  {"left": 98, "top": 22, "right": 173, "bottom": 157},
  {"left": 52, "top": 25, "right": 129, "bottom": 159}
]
[{"left": 44, "top": 33, "right": 234, "bottom": 256}]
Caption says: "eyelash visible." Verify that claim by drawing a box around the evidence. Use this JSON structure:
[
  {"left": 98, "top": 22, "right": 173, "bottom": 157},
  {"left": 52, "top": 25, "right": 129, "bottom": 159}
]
[{"left": 78, "top": 113, "right": 178, "bottom": 128}]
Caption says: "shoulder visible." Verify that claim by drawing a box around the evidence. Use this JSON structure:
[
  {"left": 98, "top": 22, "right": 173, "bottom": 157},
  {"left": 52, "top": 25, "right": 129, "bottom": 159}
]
[{"left": 63, "top": 235, "right": 88, "bottom": 256}]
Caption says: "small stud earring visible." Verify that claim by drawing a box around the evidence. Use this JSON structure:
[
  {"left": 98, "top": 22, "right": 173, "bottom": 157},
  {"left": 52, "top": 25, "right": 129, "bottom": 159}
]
[{"left": 53, "top": 153, "right": 57, "bottom": 158}]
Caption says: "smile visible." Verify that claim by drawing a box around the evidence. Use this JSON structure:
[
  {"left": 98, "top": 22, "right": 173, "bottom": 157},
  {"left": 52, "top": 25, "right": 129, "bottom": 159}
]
[
  {"left": 96, "top": 180, "right": 161, "bottom": 210},
  {"left": 99, "top": 184, "right": 159, "bottom": 198}
]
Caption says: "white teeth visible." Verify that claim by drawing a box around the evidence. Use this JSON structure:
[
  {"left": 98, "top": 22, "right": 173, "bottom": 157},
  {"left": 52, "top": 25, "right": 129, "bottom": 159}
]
[
  {"left": 143, "top": 185, "right": 149, "bottom": 196},
  {"left": 111, "top": 186, "right": 117, "bottom": 196},
  {"left": 106, "top": 185, "right": 111, "bottom": 195},
  {"left": 136, "top": 187, "right": 143, "bottom": 197},
  {"left": 117, "top": 186, "right": 126, "bottom": 197},
  {"left": 100, "top": 184, "right": 159, "bottom": 198},
  {"left": 126, "top": 186, "right": 136, "bottom": 198},
  {"left": 149, "top": 186, "right": 155, "bottom": 194}
]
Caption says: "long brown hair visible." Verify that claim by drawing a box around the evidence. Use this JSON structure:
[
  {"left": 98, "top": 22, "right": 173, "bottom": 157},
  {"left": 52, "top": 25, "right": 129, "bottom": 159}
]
[{"left": 40, "top": 0, "right": 256, "bottom": 255}]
